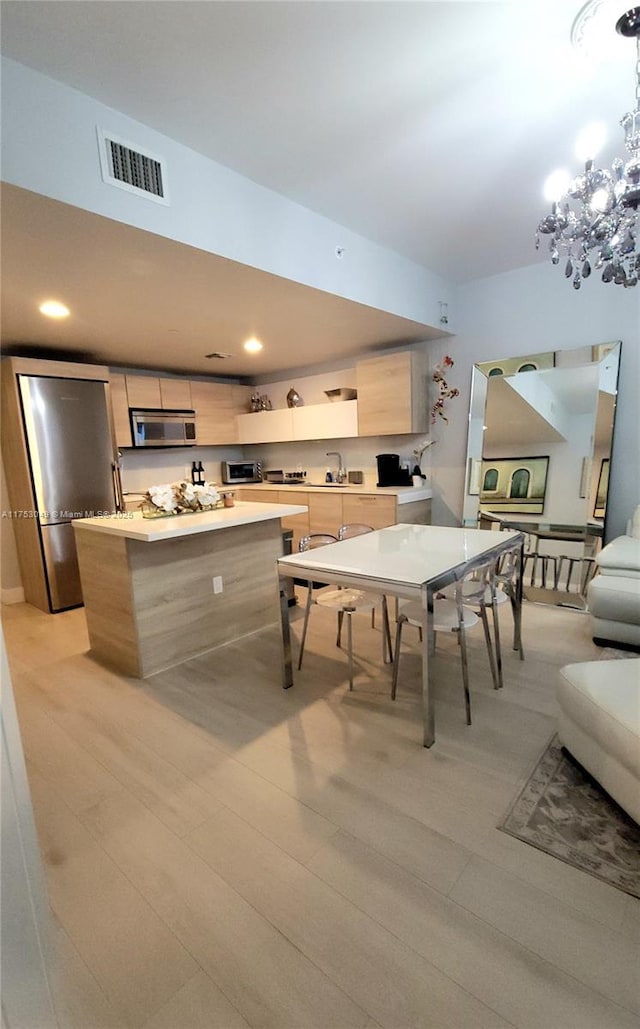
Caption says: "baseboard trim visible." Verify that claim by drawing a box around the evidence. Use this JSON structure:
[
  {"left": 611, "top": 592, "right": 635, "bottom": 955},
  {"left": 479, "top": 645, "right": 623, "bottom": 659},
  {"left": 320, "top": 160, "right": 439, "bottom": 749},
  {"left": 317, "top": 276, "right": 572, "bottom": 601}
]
[{"left": 1, "top": 586, "right": 25, "bottom": 605}]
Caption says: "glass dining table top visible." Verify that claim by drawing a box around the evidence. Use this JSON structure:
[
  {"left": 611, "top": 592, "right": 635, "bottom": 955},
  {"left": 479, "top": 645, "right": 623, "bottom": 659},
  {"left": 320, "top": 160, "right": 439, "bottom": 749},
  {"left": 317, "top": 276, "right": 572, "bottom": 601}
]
[
  {"left": 277, "top": 523, "right": 525, "bottom": 748},
  {"left": 278, "top": 523, "right": 522, "bottom": 593}
]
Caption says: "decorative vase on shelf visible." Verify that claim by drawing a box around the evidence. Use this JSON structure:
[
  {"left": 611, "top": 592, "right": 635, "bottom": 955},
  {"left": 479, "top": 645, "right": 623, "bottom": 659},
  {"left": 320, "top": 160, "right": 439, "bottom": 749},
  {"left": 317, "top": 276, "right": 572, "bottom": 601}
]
[{"left": 286, "top": 387, "right": 303, "bottom": 408}]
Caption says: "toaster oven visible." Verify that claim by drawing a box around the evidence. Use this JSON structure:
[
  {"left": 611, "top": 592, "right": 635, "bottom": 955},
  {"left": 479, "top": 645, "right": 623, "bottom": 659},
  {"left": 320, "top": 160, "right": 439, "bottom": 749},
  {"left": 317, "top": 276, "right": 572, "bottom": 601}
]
[{"left": 221, "top": 460, "right": 262, "bottom": 484}]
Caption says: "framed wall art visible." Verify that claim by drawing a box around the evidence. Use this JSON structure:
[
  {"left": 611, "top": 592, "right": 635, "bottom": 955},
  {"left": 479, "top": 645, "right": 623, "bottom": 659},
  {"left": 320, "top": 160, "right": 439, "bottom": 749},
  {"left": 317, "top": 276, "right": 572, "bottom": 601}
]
[{"left": 479, "top": 455, "right": 550, "bottom": 514}]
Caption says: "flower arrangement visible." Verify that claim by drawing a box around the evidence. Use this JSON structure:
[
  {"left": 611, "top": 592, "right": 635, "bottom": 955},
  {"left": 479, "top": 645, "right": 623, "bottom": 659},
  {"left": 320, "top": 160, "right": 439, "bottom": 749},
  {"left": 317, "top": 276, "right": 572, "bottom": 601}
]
[
  {"left": 142, "top": 481, "right": 221, "bottom": 517},
  {"left": 431, "top": 355, "right": 459, "bottom": 424}
]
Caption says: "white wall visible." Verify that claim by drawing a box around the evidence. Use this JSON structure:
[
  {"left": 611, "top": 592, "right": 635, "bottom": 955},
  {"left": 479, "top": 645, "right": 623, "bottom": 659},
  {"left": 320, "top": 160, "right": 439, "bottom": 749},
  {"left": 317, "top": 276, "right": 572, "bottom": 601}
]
[
  {"left": 2, "top": 58, "right": 453, "bottom": 331},
  {"left": 430, "top": 262, "right": 640, "bottom": 541},
  {"left": 118, "top": 444, "right": 245, "bottom": 498}
]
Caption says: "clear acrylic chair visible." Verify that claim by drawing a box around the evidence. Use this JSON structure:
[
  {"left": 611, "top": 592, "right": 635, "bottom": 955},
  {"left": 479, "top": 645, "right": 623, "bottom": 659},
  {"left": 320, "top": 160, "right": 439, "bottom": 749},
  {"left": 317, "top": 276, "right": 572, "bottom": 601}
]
[
  {"left": 297, "top": 532, "right": 392, "bottom": 690},
  {"left": 391, "top": 559, "right": 501, "bottom": 725},
  {"left": 337, "top": 523, "right": 376, "bottom": 627}
]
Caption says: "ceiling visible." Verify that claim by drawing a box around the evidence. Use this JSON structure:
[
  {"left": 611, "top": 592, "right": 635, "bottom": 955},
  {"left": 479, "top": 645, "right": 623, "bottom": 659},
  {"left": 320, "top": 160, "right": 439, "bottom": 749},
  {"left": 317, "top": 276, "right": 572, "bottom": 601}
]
[
  {"left": 0, "top": 0, "right": 632, "bottom": 375},
  {"left": 1, "top": 185, "right": 437, "bottom": 377}
]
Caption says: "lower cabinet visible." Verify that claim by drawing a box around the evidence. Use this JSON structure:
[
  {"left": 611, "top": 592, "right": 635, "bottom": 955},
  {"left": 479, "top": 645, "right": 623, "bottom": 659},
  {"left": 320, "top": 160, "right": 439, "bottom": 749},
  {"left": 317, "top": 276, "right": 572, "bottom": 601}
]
[
  {"left": 235, "top": 488, "right": 431, "bottom": 553},
  {"left": 236, "top": 490, "right": 309, "bottom": 551},
  {"left": 308, "top": 493, "right": 342, "bottom": 537},
  {"left": 341, "top": 493, "right": 396, "bottom": 530}
]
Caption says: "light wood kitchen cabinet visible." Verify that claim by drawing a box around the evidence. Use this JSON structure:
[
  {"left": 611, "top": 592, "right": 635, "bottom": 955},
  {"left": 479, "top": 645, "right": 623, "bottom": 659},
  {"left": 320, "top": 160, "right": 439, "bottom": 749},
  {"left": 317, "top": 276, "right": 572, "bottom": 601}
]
[
  {"left": 341, "top": 493, "right": 396, "bottom": 530},
  {"left": 356, "top": 350, "right": 428, "bottom": 436},
  {"left": 237, "top": 489, "right": 271, "bottom": 504},
  {"left": 232, "top": 385, "right": 253, "bottom": 416},
  {"left": 234, "top": 486, "right": 431, "bottom": 546},
  {"left": 124, "top": 375, "right": 162, "bottom": 409},
  {"left": 190, "top": 380, "right": 240, "bottom": 445},
  {"left": 278, "top": 491, "right": 310, "bottom": 550},
  {"left": 235, "top": 488, "right": 309, "bottom": 550},
  {"left": 124, "top": 375, "right": 191, "bottom": 412},
  {"left": 159, "top": 377, "right": 192, "bottom": 410},
  {"left": 109, "top": 373, "right": 132, "bottom": 448},
  {"left": 308, "top": 492, "right": 343, "bottom": 536}
]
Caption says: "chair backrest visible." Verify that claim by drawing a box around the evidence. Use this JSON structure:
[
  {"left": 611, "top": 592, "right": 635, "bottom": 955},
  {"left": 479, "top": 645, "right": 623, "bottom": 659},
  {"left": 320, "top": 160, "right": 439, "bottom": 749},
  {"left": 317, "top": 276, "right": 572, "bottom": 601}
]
[
  {"left": 338, "top": 523, "right": 374, "bottom": 541},
  {"left": 457, "top": 557, "right": 498, "bottom": 606},
  {"left": 496, "top": 543, "right": 521, "bottom": 582},
  {"left": 298, "top": 533, "right": 338, "bottom": 553}
]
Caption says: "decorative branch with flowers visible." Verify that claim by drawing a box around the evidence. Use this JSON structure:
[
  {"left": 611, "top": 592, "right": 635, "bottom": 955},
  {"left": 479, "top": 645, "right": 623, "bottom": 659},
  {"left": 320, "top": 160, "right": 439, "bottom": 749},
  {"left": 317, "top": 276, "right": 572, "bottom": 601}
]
[
  {"left": 142, "top": 480, "right": 221, "bottom": 517},
  {"left": 431, "top": 355, "right": 460, "bottom": 425}
]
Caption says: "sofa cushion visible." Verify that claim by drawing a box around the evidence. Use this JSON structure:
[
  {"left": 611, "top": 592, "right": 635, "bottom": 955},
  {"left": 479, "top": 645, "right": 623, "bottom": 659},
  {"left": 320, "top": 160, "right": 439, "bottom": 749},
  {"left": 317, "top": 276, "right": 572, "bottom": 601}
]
[
  {"left": 588, "top": 575, "right": 640, "bottom": 624},
  {"left": 557, "top": 660, "right": 640, "bottom": 780},
  {"left": 596, "top": 535, "right": 640, "bottom": 574}
]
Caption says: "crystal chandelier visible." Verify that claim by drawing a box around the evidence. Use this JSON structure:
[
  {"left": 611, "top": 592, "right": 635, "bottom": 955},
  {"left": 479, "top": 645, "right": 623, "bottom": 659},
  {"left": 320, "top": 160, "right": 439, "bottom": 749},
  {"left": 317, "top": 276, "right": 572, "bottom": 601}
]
[{"left": 536, "top": 5, "right": 640, "bottom": 288}]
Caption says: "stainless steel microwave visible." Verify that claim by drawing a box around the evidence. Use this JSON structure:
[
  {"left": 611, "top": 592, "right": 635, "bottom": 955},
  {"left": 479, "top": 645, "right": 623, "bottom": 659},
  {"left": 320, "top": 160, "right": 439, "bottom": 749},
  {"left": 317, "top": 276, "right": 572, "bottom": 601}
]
[
  {"left": 130, "top": 409, "right": 197, "bottom": 447},
  {"left": 221, "top": 460, "right": 262, "bottom": 484}
]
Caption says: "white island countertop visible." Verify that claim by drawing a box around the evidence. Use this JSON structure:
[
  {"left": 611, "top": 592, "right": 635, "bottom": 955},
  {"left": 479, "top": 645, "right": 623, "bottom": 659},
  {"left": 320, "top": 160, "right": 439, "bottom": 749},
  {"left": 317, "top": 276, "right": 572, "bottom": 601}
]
[
  {"left": 72, "top": 501, "right": 308, "bottom": 543},
  {"left": 234, "top": 483, "right": 432, "bottom": 504}
]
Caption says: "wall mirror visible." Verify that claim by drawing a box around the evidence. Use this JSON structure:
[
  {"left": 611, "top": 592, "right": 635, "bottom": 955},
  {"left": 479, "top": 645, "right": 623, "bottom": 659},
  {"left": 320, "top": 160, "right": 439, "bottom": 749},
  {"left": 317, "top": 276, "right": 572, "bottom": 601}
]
[{"left": 463, "top": 341, "right": 621, "bottom": 606}]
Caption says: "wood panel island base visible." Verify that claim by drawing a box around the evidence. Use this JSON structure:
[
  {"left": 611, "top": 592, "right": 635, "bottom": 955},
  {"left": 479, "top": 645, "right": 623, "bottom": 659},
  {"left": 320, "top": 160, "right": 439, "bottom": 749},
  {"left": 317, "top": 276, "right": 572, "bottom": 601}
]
[{"left": 72, "top": 502, "right": 307, "bottom": 678}]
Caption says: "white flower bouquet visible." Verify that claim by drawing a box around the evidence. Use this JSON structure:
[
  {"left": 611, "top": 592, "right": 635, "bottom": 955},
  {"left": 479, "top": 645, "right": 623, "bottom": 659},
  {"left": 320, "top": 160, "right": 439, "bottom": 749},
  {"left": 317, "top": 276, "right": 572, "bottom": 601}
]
[{"left": 142, "top": 481, "right": 221, "bottom": 518}]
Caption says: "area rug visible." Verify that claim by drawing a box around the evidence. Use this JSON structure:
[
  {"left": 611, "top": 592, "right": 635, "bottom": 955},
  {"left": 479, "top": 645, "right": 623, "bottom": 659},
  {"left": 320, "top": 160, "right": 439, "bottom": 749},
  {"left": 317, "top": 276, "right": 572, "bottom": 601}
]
[{"left": 499, "top": 734, "right": 640, "bottom": 898}]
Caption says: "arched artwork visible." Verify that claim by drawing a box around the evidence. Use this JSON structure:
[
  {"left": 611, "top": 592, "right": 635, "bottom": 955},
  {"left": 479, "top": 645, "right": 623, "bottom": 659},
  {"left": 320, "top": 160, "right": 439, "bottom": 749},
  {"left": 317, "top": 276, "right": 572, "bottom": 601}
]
[
  {"left": 479, "top": 456, "right": 549, "bottom": 514},
  {"left": 483, "top": 468, "right": 499, "bottom": 491},
  {"left": 509, "top": 468, "right": 530, "bottom": 498}
]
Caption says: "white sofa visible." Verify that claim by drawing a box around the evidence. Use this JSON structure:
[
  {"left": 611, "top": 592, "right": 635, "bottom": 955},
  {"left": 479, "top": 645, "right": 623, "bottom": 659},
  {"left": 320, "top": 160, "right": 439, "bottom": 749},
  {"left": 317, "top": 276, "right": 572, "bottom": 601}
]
[
  {"left": 558, "top": 659, "right": 640, "bottom": 823},
  {"left": 587, "top": 512, "right": 640, "bottom": 649}
]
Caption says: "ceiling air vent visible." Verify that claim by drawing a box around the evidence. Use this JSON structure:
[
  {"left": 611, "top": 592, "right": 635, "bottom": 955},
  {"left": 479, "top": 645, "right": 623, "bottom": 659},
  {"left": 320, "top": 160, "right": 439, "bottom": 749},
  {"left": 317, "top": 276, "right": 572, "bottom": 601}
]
[
  {"left": 97, "top": 128, "right": 169, "bottom": 205},
  {"left": 205, "top": 352, "right": 233, "bottom": 360}
]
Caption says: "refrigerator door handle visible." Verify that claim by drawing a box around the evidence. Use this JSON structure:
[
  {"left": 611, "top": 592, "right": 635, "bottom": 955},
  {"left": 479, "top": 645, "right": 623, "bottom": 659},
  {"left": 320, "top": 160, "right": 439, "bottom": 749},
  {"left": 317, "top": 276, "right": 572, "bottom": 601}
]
[{"left": 112, "top": 462, "right": 125, "bottom": 513}]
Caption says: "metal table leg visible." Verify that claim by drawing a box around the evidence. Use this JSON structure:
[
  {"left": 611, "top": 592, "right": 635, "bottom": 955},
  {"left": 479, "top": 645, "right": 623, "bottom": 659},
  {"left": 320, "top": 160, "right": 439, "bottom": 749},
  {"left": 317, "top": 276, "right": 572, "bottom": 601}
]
[
  {"left": 279, "top": 573, "right": 293, "bottom": 689},
  {"left": 421, "top": 585, "right": 435, "bottom": 747}
]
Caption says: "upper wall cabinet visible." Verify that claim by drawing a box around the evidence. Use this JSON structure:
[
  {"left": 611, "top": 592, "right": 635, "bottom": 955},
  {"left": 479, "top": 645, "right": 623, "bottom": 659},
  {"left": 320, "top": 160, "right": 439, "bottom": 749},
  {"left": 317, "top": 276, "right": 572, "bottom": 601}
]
[
  {"left": 237, "top": 408, "right": 294, "bottom": 444},
  {"left": 190, "top": 380, "right": 247, "bottom": 445},
  {"left": 124, "top": 375, "right": 161, "bottom": 409},
  {"left": 291, "top": 400, "right": 358, "bottom": 441},
  {"left": 237, "top": 400, "right": 358, "bottom": 444},
  {"left": 159, "top": 377, "right": 192, "bottom": 410},
  {"left": 125, "top": 375, "right": 193, "bottom": 411},
  {"left": 356, "top": 350, "right": 428, "bottom": 436},
  {"left": 109, "top": 374, "right": 132, "bottom": 448}
]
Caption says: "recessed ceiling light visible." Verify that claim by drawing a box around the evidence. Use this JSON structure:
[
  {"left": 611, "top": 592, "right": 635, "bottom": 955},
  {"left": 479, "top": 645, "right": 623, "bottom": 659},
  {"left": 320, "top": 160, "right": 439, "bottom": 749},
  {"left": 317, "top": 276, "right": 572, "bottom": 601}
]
[
  {"left": 39, "top": 300, "right": 70, "bottom": 319},
  {"left": 243, "top": 337, "right": 263, "bottom": 354}
]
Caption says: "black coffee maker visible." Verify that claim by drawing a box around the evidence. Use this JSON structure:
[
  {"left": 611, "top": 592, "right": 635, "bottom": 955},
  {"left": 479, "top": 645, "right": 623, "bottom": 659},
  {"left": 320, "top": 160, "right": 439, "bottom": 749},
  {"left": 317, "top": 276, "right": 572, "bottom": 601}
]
[{"left": 376, "top": 453, "right": 411, "bottom": 487}]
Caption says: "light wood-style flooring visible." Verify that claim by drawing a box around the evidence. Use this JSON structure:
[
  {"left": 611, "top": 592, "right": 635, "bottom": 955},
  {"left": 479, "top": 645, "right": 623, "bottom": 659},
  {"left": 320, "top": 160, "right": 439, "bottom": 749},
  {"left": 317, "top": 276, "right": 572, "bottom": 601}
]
[{"left": 3, "top": 594, "right": 639, "bottom": 1029}]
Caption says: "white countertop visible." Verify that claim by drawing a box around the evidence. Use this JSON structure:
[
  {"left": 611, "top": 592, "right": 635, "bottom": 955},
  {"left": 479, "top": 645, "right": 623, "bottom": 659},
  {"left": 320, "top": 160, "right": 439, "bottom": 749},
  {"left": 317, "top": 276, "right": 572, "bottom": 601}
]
[
  {"left": 72, "top": 501, "right": 308, "bottom": 542},
  {"left": 234, "top": 482, "right": 432, "bottom": 504},
  {"left": 278, "top": 523, "right": 522, "bottom": 592}
]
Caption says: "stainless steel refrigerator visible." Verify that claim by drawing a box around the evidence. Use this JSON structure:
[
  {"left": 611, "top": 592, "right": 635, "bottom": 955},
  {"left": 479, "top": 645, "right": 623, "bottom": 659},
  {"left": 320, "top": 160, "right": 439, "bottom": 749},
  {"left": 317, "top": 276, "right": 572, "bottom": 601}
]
[{"left": 18, "top": 375, "right": 122, "bottom": 612}]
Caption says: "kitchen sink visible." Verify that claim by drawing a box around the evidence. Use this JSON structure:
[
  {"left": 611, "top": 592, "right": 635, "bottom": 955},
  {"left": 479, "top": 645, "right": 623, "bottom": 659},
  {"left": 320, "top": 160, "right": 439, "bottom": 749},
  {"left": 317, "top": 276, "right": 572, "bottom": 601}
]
[{"left": 308, "top": 482, "right": 348, "bottom": 488}]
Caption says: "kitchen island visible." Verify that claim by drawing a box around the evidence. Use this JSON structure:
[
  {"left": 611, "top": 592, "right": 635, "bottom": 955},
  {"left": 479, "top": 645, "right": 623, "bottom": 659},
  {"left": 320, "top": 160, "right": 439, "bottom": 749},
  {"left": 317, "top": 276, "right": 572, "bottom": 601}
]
[{"left": 72, "top": 501, "right": 307, "bottom": 678}]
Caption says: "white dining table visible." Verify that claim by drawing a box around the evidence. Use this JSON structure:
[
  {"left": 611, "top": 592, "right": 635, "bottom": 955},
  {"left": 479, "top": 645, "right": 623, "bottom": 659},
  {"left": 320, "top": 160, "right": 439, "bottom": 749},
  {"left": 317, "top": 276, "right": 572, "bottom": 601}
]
[{"left": 277, "top": 523, "right": 524, "bottom": 747}]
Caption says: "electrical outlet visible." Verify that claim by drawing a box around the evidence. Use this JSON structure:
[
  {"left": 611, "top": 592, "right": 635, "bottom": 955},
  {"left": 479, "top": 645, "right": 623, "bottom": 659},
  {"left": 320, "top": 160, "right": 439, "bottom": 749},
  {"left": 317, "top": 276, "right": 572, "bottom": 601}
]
[
  {"left": 185, "top": 465, "right": 192, "bottom": 480},
  {"left": 212, "top": 576, "right": 223, "bottom": 594}
]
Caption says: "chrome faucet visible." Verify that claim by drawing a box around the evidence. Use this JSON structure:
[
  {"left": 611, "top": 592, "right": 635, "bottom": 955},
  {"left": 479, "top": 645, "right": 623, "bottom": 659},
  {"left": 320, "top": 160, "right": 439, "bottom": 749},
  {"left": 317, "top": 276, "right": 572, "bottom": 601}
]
[{"left": 326, "top": 451, "right": 346, "bottom": 483}]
